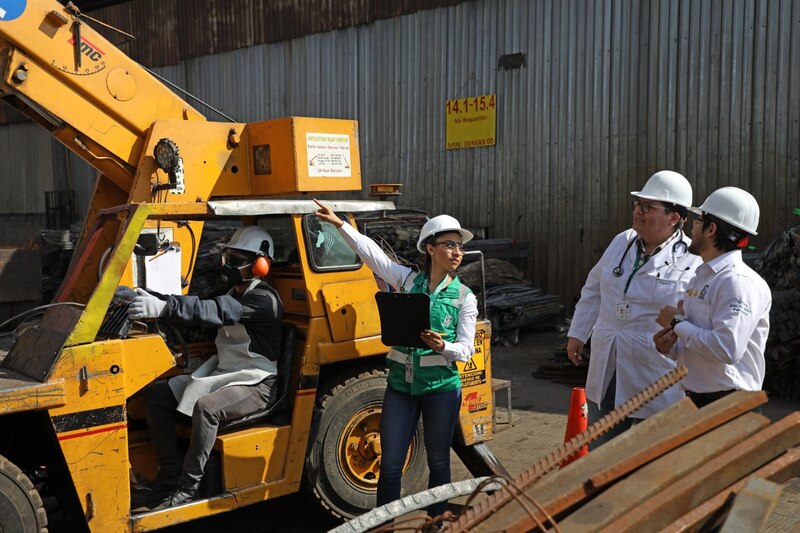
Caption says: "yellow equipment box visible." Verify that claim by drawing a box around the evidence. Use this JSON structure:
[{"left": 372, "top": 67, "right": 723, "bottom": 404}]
[{"left": 248, "top": 117, "right": 362, "bottom": 195}]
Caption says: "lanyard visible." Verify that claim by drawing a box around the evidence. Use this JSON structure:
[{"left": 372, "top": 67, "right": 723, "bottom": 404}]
[{"left": 623, "top": 245, "right": 654, "bottom": 295}]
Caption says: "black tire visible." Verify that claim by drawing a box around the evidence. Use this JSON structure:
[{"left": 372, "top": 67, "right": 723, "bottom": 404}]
[
  {"left": 0, "top": 454, "right": 48, "bottom": 533},
  {"left": 304, "top": 368, "right": 428, "bottom": 520}
]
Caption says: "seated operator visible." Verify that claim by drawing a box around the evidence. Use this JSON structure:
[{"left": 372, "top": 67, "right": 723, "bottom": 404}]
[{"left": 128, "top": 225, "right": 283, "bottom": 509}]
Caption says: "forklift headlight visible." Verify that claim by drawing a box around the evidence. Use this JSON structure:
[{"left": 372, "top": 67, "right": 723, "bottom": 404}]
[{"left": 154, "top": 138, "right": 180, "bottom": 173}]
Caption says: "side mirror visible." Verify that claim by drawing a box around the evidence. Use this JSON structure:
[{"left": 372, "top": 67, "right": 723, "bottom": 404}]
[{"left": 134, "top": 234, "right": 160, "bottom": 256}]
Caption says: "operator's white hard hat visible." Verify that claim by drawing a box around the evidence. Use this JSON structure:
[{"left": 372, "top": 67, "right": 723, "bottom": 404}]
[
  {"left": 222, "top": 226, "right": 275, "bottom": 258},
  {"left": 691, "top": 187, "right": 760, "bottom": 235},
  {"left": 631, "top": 170, "right": 693, "bottom": 209},
  {"left": 416, "top": 215, "right": 474, "bottom": 253}
]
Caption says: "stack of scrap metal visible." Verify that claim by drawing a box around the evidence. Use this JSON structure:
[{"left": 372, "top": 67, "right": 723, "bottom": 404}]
[
  {"left": 768, "top": 289, "right": 800, "bottom": 343},
  {"left": 532, "top": 340, "right": 589, "bottom": 385},
  {"left": 756, "top": 227, "right": 800, "bottom": 290},
  {"left": 356, "top": 209, "right": 428, "bottom": 271},
  {"left": 446, "top": 390, "right": 800, "bottom": 532},
  {"left": 764, "top": 342, "right": 800, "bottom": 400},
  {"left": 463, "top": 238, "right": 529, "bottom": 273},
  {"left": 483, "top": 284, "right": 564, "bottom": 346},
  {"left": 458, "top": 258, "right": 527, "bottom": 289},
  {"left": 753, "top": 227, "right": 800, "bottom": 399}
]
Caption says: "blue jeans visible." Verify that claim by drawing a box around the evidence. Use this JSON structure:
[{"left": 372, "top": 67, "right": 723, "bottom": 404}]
[{"left": 377, "top": 385, "right": 461, "bottom": 519}]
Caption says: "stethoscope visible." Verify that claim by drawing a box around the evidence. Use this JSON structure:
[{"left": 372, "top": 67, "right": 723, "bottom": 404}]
[{"left": 612, "top": 233, "right": 689, "bottom": 277}]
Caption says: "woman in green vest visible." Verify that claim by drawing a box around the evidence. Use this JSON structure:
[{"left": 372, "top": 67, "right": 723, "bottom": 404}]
[{"left": 314, "top": 200, "right": 478, "bottom": 522}]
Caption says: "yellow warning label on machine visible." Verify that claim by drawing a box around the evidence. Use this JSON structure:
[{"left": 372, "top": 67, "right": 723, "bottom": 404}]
[{"left": 457, "top": 347, "right": 486, "bottom": 389}]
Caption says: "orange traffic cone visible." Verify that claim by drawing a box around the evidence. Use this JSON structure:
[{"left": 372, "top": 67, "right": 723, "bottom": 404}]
[{"left": 561, "top": 387, "right": 589, "bottom": 467}]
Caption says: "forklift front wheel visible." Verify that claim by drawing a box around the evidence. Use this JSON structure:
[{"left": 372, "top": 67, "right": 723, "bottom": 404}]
[
  {"left": 0, "top": 454, "right": 48, "bottom": 533},
  {"left": 305, "top": 368, "right": 428, "bottom": 520}
]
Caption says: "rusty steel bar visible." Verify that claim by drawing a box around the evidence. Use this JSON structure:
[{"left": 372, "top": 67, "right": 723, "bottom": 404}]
[
  {"left": 454, "top": 390, "right": 768, "bottom": 533},
  {"left": 588, "top": 391, "right": 768, "bottom": 489},
  {"left": 446, "top": 365, "right": 688, "bottom": 532},
  {"left": 455, "top": 399, "right": 697, "bottom": 533},
  {"left": 599, "top": 412, "right": 800, "bottom": 533},
  {"left": 554, "top": 413, "right": 770, "bottom": 532},
  {"left": 659, "top": 447, "right": 800, "bottom": 533}
]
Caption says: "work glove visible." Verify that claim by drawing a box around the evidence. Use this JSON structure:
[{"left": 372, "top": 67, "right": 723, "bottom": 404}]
[
  {"left": 128, "top": 288, "right": 167, "bottom": 320},
  {"left": 114, "top": 285, "right": 137, "bottom": 301}
]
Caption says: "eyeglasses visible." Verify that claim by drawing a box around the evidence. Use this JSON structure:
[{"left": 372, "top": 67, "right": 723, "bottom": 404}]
[
  {"left": 632, "top": 200, "right": 668, "bottom": 214},
  {"left": 434, "top": 240, "right": 466, "bottom": 252},
  {"left": 223, "top": 252, "right": 252, "bottom": 268}
]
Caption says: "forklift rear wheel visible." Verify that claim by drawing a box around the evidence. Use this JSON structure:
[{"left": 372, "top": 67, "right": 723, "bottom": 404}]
[
  {"left": 305, "top": 368, "right": 428, "bottom": 520},
  {"left": 0, "top": 454, "right": 48, "bottom": 533}
]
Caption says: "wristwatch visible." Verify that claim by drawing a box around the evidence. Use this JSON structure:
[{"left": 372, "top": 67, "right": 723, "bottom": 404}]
[{"left": 670, "top": 314, "right": 687, "bottom": 329}]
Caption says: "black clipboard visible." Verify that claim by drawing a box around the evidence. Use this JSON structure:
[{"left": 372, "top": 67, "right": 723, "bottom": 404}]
[{"left": 375, "top": 292, "right": 430, "bottom": 349}]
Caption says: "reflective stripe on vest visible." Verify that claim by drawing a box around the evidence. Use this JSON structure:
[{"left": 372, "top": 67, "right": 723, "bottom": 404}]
[
  {"left": 387, "top": 348, "right": 450, "bottom": 367},
  {"left": 386, "top": 348, "right": 407, "bottom": 364},
  {"left": 419, "top": 354, "right": 449, "bottom": 366}
]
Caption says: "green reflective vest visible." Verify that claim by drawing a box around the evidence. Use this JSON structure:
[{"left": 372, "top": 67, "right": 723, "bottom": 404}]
[{"left": 386, "top": 272, "right": 472, "bottom": 395}]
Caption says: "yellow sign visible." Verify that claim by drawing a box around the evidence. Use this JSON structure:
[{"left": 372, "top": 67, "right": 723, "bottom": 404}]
[
  {"left": 457, "top": 330, "right": 487, "bottom": 389},
  {"left": 445, "top": 94, "right": 497, "bottom": 150}
]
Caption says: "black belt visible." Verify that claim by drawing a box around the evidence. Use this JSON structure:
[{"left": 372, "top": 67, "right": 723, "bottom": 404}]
[{"left": 685, "top": 390, "right": 736, "bottom": 408}]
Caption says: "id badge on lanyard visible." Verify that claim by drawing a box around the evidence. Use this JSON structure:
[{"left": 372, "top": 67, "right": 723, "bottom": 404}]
[
  {"left": 405, "top": 354, "right": 413, "bottom": 383},
  {"left": 618, "top": 244, "right": 645, "bottom": 322}
]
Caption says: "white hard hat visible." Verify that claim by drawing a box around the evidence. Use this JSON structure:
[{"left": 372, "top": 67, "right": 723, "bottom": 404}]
[
  {"left": 631, "top": 170, "right": 693, "bottom": 208},
  {"left": 416, "top": 215, "right": 474, "bottom": 253},
  {"left": 691, "top": 187, "right": 760, "bottom": 235},
  {"left": 222, "top": 226, "right": 275, "bottom": 258}
]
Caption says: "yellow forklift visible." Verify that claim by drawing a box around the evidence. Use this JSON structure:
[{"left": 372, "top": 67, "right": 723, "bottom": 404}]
[{"left": 0, "top": 1, "right": 503, "bottom": 531}]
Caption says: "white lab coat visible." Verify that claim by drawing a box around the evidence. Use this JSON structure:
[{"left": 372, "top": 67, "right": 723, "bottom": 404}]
[{"left": 568, "top": 229, "right": 703, "bottom": 418}]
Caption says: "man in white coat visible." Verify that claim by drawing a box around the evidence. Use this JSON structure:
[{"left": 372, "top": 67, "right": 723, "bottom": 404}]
[
  {"left": 130, "top": 226, "right": 283, "bottom": 509},
  {"left": 567, "top": 171, "right": 703, "bottom": 447}
]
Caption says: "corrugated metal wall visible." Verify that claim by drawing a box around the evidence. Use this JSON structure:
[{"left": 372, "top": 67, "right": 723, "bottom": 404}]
[
  {"left": 2, "top": 0, "right": 799, "bottom": 307},
  {"left": 0, "top": 122, "right": 53, "bottom": 213}
]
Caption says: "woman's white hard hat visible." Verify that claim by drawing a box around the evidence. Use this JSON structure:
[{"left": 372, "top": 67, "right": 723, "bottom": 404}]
[
  {"left": 222, "top": 226, "right": 275, "bottom": 258},
  {"left": 690, "top": 186, "right": 760, "bottom": 235},
  {"left": 631, "top": 170, "right": 693, "bottom": 209},
  {"left": 416, "top": 215, "right": 474, "bottom": 253}
]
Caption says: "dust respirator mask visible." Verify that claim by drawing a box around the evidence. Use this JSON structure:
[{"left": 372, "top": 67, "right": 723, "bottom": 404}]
[{"left": 220, "top": 255, "right": 253, "bottom": 284}]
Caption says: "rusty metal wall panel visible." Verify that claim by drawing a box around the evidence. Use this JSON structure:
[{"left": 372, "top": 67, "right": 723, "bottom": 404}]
[
  {"left": 88, "top": 0, "right": 447, "bottom": 67},
  {"left": 0, "top": 123, "right": 54, "bottom": 213},
  {"left": 1, "top": 0, "right": 799, "bottom": 307},
  {"left": 91, "top": 0, "right": 181, "bottom": 67}
]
